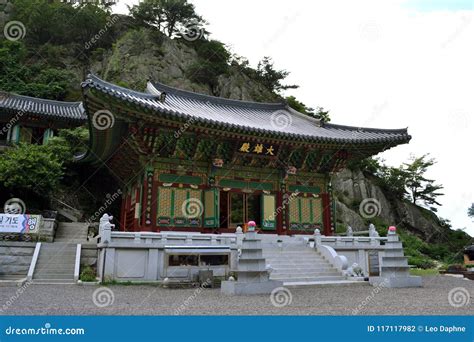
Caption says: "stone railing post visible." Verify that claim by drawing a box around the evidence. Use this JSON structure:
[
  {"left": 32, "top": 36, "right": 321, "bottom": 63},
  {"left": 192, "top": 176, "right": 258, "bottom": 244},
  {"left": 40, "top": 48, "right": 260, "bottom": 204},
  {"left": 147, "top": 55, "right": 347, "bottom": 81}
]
[
  {"left": 134, "top": 233, "right": 141, "bottom": 243},
  {"left": 314, "top": 228, "right": 321, "bottom": 247},
  {"left": 236, "top": 226, "right": 244, "bottom": 248}
]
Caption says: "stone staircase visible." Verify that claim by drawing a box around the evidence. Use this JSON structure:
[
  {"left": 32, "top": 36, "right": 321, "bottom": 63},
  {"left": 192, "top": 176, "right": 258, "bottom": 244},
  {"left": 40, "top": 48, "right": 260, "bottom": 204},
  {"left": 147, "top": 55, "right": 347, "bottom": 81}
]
[
  {"left": 31, "top": 222, "right": 90, "bottom": 284},
  {"left": 263, "top": 246, "right": 348, "bottom": 285},
  {"left": 32, "top": 243, "right": 77, "bottom": 284},
  {"left": 54, "top": 222, "right": 89, "bottom": 243}
]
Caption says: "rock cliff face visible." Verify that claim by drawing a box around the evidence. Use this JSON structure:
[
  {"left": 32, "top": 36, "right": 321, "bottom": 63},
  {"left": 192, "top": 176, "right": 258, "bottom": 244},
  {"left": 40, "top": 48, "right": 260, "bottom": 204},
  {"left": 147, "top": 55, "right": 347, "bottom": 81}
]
[
  {"left": 332, "top": 169, "right": 446, "bottom": 241},
  {"left": 95, "top": 28, "right": 278, "bottom": 102}
]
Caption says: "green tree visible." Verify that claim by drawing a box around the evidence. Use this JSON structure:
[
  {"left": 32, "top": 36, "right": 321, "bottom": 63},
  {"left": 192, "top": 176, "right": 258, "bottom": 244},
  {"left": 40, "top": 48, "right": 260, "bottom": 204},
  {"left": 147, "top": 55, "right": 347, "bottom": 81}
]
[
  {"left": 468, "top": 203, "right": 474, "bottom": 218},
  {"left": 0, "top": 143, "right": 64, "bottom": 196},
  {"left": 129, "top": 0, "right": 205, "bottom": 38},
  {"left": 256, "top": 57, "right": 298, "bottom": 93},
  {"left": 186, "top": 40, "right": 230, "bottom": 90},
  {"left": 286, "top": 96, "right": 314, "bottom": 115},
  {"left": 11, "top": 0, "right": 112, "bottom": 50},
  {"left": 403, "top": 154, "right": 444, "bottom": 207},
  {"left": 315, "top": 106, "right": 331, "bottom": 123},
  {"left": 0, "top": 41, "right": 73, "bottom": 100}
]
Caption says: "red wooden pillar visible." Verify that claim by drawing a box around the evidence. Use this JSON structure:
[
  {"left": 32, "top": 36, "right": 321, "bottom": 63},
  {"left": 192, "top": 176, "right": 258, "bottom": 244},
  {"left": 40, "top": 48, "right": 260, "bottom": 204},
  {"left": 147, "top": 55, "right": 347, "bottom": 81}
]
[
  {"left": 275, "top": 190, "right": 284, "bottom": 235},
  {"left": 321, "top": 193, "right": 333, "bottom": 236},
  {"left": 133, "top": 187, "right": 140, "bottom": 231},
  {"left": 119, "top": 193, "right": 126, "bottom": 231}
]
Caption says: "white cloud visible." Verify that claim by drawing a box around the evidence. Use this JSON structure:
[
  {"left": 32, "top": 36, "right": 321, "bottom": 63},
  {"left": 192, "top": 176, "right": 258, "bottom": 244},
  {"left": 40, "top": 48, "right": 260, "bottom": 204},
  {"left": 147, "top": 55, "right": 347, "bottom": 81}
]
[{"left": 114, "top": 0, "right": 474, "bottom": 235}]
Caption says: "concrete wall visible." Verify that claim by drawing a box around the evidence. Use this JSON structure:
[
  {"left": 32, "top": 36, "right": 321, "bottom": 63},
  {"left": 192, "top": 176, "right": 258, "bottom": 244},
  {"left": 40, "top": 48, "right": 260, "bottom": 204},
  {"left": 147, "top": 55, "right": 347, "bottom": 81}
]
[
  {"left": 97, "top": 232, "right": 238, "bottom": 282},
  {"left": 333, "top": 247, "right": 384, "bottom": 276},
  {"left": 0, "top": 242, "right": 36, "bottom": 276}
]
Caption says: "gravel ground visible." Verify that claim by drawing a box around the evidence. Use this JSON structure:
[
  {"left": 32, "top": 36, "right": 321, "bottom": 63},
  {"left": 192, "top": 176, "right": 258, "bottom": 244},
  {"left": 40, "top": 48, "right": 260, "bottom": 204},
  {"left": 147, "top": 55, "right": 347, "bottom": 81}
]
[{"left": 0, "top": 276, "right": 472, "bottom": 316}]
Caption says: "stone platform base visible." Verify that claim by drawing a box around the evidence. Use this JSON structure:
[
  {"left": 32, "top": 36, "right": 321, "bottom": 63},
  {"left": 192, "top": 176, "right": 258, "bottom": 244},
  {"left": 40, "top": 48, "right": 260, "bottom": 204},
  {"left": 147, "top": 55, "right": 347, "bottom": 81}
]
[
  {"left": 369, "top": 276, "right": 422, "bottom": 288},
  {"left": 221, "top": 280, "right": 284, "bottom": 295}
]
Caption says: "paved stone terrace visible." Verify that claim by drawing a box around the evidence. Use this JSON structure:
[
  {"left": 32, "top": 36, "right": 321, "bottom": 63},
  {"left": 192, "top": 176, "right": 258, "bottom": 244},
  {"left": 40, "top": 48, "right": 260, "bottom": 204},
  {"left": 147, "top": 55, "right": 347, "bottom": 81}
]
[{"left": 0, "top": 276, "right": 472, "bottom": 316}]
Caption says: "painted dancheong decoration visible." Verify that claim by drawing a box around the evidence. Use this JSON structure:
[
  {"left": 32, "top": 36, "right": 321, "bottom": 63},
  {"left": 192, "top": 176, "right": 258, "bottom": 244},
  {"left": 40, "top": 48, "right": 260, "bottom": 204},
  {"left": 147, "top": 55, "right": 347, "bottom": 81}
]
[{"left": 76, "top": 75, "right": 410, "bottom": 235}]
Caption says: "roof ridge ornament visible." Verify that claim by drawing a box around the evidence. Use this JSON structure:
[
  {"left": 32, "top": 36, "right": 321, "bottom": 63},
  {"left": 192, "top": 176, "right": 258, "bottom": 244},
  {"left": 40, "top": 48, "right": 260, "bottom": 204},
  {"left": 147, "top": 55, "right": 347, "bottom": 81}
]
[{"left": 159, "top": 92, "right": 167, "bottom": 104}]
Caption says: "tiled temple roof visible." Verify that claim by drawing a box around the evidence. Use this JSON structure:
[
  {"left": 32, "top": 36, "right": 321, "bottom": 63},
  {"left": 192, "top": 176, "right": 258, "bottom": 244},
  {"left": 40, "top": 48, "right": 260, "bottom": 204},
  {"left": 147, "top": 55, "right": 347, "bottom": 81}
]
[
  {"left": 0, "top": 92, "right": 86, "bottom": 122},
  {"left": 82, "top": 74, "right": 411, "bottom": 145}
]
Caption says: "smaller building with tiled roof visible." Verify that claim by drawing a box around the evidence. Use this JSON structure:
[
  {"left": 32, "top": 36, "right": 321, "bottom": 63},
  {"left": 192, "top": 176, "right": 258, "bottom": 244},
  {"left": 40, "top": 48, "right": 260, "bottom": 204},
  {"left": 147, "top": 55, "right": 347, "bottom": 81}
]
[{"left": 0, "top": 91, "right": 86, "bottom": 146}]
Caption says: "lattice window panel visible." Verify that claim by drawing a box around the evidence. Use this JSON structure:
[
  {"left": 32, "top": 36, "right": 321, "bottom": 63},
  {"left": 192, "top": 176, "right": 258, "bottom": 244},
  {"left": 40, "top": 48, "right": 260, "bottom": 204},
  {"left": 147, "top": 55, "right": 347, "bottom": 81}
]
[
  {"left": 300, "top": 198, "right": 311, "bottom": 223},
  {"left": 173, "top": 189, "right": 188, "bottom": 217},
  {"left": 289, "top": 196, "right": 299, "bottom": 223},
  {"left": 311, "top": 198, "right": 323, "bottom": 224},
  {"left": 157, "top": 187, "right": 172, "bottom": 217}
]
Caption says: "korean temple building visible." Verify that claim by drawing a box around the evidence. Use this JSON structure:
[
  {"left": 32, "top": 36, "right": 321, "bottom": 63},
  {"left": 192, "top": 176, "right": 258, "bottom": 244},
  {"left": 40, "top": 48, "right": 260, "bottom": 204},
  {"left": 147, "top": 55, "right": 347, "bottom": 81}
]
[
  {"left": 0, "top": 92, "right": 85, "bottom": 148},
  {"left": 0, "top": 75, "right": 411, "bottom": 236}
]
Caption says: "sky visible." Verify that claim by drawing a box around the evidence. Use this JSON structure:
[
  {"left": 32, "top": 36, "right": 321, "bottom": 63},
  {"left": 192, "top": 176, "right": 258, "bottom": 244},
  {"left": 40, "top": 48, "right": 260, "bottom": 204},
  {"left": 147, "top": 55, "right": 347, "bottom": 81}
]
[{"left": 114, "top": 0, "right": 474, "bottom": 236}]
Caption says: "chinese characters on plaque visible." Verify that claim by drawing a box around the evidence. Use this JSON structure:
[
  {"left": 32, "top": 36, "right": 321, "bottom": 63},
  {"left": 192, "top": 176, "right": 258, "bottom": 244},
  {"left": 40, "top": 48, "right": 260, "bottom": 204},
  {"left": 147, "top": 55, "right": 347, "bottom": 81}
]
[{"left": 238, "top": 142, "right": 276, "bottom": 156}]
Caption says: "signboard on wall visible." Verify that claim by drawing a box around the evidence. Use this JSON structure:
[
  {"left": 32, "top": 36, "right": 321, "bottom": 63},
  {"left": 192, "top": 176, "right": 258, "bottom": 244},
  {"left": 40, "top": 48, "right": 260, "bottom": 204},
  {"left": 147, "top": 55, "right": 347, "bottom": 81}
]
[{"left": 0, "top": 214, "right": 41, "bottom": 234}]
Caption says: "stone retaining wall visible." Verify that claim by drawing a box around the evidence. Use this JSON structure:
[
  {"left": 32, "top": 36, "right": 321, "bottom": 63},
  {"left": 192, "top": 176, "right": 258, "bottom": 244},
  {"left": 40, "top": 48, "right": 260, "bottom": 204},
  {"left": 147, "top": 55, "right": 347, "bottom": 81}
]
[
  {"left": 0, "top": 242, "right": 36, "bottom": 276},
  {"left": 81, "top": 244, "right": 97, "bottom": 268}
]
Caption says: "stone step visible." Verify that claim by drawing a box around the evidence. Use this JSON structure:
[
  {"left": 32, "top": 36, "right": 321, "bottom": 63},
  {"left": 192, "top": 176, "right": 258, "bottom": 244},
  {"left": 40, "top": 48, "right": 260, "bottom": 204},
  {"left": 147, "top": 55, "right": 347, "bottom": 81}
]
[
  {"left": 55, "top": 233, "right": 88, "bottom": 238},
  {"left": 58, "top": 222, "right": 89, "bottom": 227},
  {"left": 283, "top": 280, "right": 368, "bottom": 287},
  {"left": 40, "top": 243, "right": 77, "bottom": 248},
  {"left": 34, "top": 272, "right": 74, "bottom": 278},
  {"left": 263, "top": 251, "right": 320, "bottom": 255},
  {"left": 35, "top": 262, "right": 74, "bottom": 269},
  {"left": 270, "top": 266, "right": 337, "bottom": 273},
  {"left": 267, "top": 263, "right": 330, "bottom": 269},
  {"left": 264, "top": 258, "right": 326, "bottom": 263},
  {"left": 34, "top": 262, "right": 75, "bottom": 270},
  {"left": 54, "top": 239, "right": 88, "bottom": 243},
  {"left": 271, "top": 271, "right": 342, "bottom": 279},
  {"left": 55, "top": 232, "right": 87, "bottom": 237},
  {"left": 37, "top": 250, "right": 76, "bottom": 256},
  {"left": 273, "top": 275, "right": 347, "bottom": 282}
]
